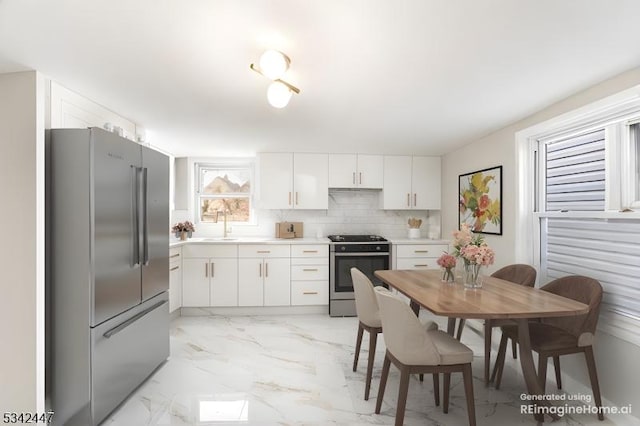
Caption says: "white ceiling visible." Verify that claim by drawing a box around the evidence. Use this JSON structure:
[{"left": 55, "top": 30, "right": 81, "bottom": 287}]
[{"left": 2, "top": 0, "right": 640, "bottom": 157}]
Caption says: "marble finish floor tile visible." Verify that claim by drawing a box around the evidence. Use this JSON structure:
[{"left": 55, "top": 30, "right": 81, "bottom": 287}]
[{"left": 104, "top": 313, "right": 639, "bottom": 426}]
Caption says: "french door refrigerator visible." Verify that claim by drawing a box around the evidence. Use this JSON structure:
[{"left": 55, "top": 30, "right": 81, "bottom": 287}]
[{"left": 47, "top": 128, "right": 170, "bottom": 425}]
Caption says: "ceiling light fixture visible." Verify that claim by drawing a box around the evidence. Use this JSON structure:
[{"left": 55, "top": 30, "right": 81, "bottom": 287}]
[{"left": 250, "top": 50, "right": 300, "bottom": 108}]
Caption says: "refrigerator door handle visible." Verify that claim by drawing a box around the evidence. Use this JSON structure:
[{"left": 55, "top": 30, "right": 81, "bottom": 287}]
[
  {"left": 103, "top": 300, "right": 168, "bottom": 338},
  {"left": 131, "top": 166, "right": 140, "bottom": 267},
  {"left": 142, "top": 167, "right": 149, "bottom": 265}
]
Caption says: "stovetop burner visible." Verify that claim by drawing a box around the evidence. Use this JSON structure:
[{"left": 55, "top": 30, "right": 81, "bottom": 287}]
[{"left": 327, "top": 234, "right": 388, "bottom": 243}]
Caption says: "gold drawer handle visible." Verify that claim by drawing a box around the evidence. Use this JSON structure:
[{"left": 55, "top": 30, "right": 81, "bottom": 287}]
[
  {"left": 257, "top": 250, "right": 271, "bottom": 254},
  {"left": 414, "top": 264, "right": 428, "bottom": 267},
  {"left": 414, "top": 250, "right": 429, "bottom": 253},
  {"left": 170, "top": 253, "right": 180, "bottom": 258},
  {"left": 170, "top": 266, "right": 179, "bottom": 271},
  {"left": 303, "top": 250, "right": 318, "bottom": 253},
  {"left": 303, "top": 268, "right": 319, "bottom": 272},
  {"left": 303, "top": 291, "right": 319, "bottom": 295}
]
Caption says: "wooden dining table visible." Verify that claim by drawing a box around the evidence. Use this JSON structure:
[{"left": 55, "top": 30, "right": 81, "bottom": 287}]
[{"left": 374, "top": 269, "right": 590, "bottom": 422}]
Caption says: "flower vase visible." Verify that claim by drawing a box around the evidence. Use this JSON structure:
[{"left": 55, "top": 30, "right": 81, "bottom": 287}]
[
  {"left": 441, "top": 267, "right": 455, "bottom": 284},
  {"left": 464, "top": 263, "right": 483, "bottom": 289},
  {"left": 180, "top": 231, "right": 188, "bottom": 241}
]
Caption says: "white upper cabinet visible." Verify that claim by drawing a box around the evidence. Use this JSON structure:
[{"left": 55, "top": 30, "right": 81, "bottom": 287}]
[
  {"left": 258, "top": 153, "right": 328, "bottom": 210},
  {"left": 49, "top": 82, "right": 137, "bottom": 138},
  {"left": 328, "top": 154, "right": 383, "bottom": 189},
  {"left": 382, "top": 155, "right": 441, "bottom": 210}
]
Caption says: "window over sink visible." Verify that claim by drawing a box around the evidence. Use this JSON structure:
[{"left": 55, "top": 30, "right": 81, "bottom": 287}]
[{"left": 195, "top": 162, "right": 254, "bottom": 224}]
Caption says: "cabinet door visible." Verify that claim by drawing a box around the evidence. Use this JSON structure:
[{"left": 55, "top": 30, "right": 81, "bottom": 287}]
[
  {"left": 169, "top": 262, "right": 182, "bottom": 312},
  {"left": 263, "top": 258, "right": 291, "bottom": 306},
  {"left": 328, "top": 154, "right": 357, "bottom": 188},
  {"left": 258, "top": 153, "right": 293, "bottom": 209},
  {"left": 382, "top": 155, "right": 412, "bottom": 210},
  {"left": 238, "top": 259, "right": 264, "bottom": 306},
  {"left": 412, "top": 156, "right": 441, "bottom": 209},
  {"left": 210, "top": 258, "right": 238, "bottom": 307},
  {"left": 357, "top": 155, "right": 383, "bottom": 189},
  {"left": 293, "top": 153, "right": 328, "bottom": 209},
  {"left": 182, "top": 258, "right": 210, "bottom": 307}
]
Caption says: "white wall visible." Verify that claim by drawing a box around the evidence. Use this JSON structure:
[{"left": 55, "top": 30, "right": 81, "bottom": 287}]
[
  {"left": 0, "top": 71, "right": 46, "bottom": 411},
  {"left": 442, "top": 66, "right": 640, "bottom": 418}
]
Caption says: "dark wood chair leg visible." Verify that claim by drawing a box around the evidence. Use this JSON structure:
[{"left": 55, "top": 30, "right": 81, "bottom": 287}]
[
  {"left": 395, "top": 368, "right": 410, "bottom": 426},
  {"left": 433, "top": 373, "right": 440, "bottom": 406},
  {"left": 419, "top": 374, "right": 424, "bottom": 382},
  {"left": 443, "top": 372, "right": 451, "bottom": 413},
  {"left": 462, "top": 363, "right": 477, "bottom": 426},
  {"left": 375, "top": 354, "right": 391, "bottom": 414},
  {"left": 484, "top": 320, "right": 492, "bottom": 386},
  {"left": 492, "top": 334, "right": 509, "bottom": 389},
  {"left": 353, "top": 322, "right": 364, "bottom": 372},
  {"left": 364, "top": 330, "right": 378, "bottom": 400},
  {"left": 584, "top": 346, "right": 604, "bottom": 421},
  {"left": 511, "top": 339, "right": 518, "bottom": 359},
  {"left": 553, "top": 356, "right": 562, "bottom": 389},
  {"left": 456, "top": 319, "right": 465, "bottom": 340},
  {"left": 537, "top": 354, "right": 548, "bottom": 393}
]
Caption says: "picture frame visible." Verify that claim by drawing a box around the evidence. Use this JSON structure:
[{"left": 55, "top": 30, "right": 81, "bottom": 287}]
[{"left": 458, "top": 165, "right": 502, "bottom": 235}]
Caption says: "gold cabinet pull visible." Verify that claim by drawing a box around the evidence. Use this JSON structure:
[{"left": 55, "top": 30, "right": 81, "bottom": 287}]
[
  {"left": 303, "top": 291, "right": 319, "bottom": 295},
  {"left": 205, "top": 263, "right": 208, "bottom": 278},
  {"left": 303, "top": 268, "right": 318, "bottom": 272},
  {"left": 414, "top": 264, "right": 428, "bottom": 267},
  {"left": 295, "top": 192, "right": 299, "bottom": 205},
  {"left": 359, "top": 172, "right": 362, "bottom": 184},
  {"left": 414, "top": 193, "right": 417, "bottom": 206},
  {"left": 407, "top": 193, "right": 410, "bottom": 207},
  {"left": 169, "top": 253, "right": 180, "bottom": 258},
  {"left": 170, "top": 266, "right": 179, "bottom": 271},
  {"left": 288, "top": 191, "right": 292, "bottom": 205},
  {"left": 257, "top": 250, "right": 271, "bottom": 254},
  {"left": 303, "top": 250, "right": 318, "bottom": 253},
  {"left": 414, "top": 250, "right": 429, "bottom": 253},
  {"left": 265, "top": 262, "right": 269, "bottom": 277},
  {"left": 210, "top": 262, "right": 215, "bottom": 277},
  {"left": 259, "top": 263, "right": 262, "bottom": 278}
]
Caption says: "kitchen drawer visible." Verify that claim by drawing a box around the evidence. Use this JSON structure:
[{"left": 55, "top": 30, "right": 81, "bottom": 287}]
[
  {"left": 239, "top": 244, "right": 290, "bottom": 258},
  {"left": 291, "top": 244, "right": 329, "bottom": 258},
  {"left": 396, "top": 244, "right": 448, "bottom": 258},
  {"left": 396, "top": 257, "right": 438, "bottom": 270},
  {"left": 291, "top": 257, "right": 328, "bottom": 266},
  {"left": 183, "top": 244, "right": 238, "bottom": 258},
  {"left": 291, "top": 281, "right": 328, "bottom": 306},
  {"left": 291, "top": 264, "right": 329, "bottom": 281},
  {"left": 169, "top": 247, "right": 182, "bottom": 260}
]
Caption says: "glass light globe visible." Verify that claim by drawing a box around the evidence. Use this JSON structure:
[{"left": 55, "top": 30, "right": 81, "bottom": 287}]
[
  {"left": 267, "top": 82, "right": 292, "bottom": 108},
  {"left": 259, "top": 50, "right": 289, "bottom": 80}
]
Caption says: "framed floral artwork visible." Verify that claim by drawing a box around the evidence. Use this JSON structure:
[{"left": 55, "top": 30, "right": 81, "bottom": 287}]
[{"left": 458, "top": 165, "right": 502, "bottom": 235}]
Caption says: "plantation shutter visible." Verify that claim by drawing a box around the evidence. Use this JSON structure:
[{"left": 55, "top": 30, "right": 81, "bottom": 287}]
[
  {"left": 545, "top": 129, "right": 605, "bottom": 211},
  {"left": 541, "top": 217, "right": 640, "bottom": 321}
]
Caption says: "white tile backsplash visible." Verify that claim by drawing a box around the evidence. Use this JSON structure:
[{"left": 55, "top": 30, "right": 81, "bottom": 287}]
[{"left": 173, "top": 190, "right": 441, "bottom": 240}]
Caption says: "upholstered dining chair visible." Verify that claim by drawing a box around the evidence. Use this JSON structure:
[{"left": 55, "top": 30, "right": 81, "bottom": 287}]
[
  {"left": 351, "top": 267, "right": 383, "bottom": 400},
  {"left": 456, "top": 264, "right": 537, "bottom": 385},
  {"left": 492, "top": 275, "right": 604, "bottom": 420},
  {"left": 374, "top": 287, "right": 476, "bottom": 426}
]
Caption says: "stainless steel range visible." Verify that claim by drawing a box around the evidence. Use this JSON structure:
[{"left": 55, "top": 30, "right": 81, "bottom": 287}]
[{"left": 328, "top": 234, "right": 390, "bottom": 317}]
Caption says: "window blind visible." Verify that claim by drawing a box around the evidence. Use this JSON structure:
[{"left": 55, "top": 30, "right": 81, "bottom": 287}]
[
  {"left": 541, "top": 217, "right": 640, "bottom": 321},
  {"left": 545, "top": 129, "right": 605, "bottom": 211}
]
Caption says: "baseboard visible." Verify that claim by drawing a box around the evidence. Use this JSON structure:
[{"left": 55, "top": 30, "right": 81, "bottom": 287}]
[{"left": 179, "top": 305, "right": 329, "bottom": 316}]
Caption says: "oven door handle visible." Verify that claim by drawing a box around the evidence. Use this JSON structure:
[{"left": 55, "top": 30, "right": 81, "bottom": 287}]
[{"left": 333, "top": 252, "right": 390, "bottom": 257}]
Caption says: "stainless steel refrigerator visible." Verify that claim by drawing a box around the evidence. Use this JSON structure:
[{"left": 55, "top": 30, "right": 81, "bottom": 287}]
[{"left": 47, "top": 128, "right": 170, "bottom": 425}]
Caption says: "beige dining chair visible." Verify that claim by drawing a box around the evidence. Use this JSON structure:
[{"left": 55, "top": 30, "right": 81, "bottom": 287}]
[
  {"left": 374, "top": 287, "right": 476, "bottom": 426},
  {"left": 492, "top": 275, "right": 604, "bottom": 420},
  {"left": 455, "top": 264, "right": 537, "bottom": 385},
  {"left": 351, "top": 267, "right": 383, "bottom": 401}
]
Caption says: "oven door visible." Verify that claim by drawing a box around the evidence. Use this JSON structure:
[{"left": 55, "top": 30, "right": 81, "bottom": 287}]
[{"left": 330, "top": 252, "right": 389, "bottom": 300}]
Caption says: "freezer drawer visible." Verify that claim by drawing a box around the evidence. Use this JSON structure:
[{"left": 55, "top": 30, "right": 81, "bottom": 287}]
[{"left": 90, "top": 292, "right": 169, "bottom": 425}]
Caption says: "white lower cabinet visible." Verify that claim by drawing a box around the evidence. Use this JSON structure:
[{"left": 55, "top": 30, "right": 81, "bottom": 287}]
[
  {"left": 392, "top": 243, "right": 449, "bottom": 271},
  {"left": 182, "top": 244, "right": 238, "bottom": 307},
  {"left": 290, "top": 244, "right": 329, "bottom": 306},
  {"left": 169, "top": 247, "right": 182, "bottom": 313},
  {"left": 238, "top": 245, "right": 291, "bottom": 307}
]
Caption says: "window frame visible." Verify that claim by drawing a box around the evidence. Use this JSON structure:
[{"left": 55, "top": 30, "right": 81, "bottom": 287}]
[
  {"left": 516, "top": 84, "right": 640, "bottom": 347},
  {"left": 194, "top": 160, "right": 256, "bottom": 226}
]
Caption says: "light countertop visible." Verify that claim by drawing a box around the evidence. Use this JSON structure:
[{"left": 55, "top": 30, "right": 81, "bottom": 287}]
[
  {"left": 386, "top": 238, "right": 449, "bottom": 245},
  {"left": 170, "top": 237, "right": 331, "bottom": 248}
]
